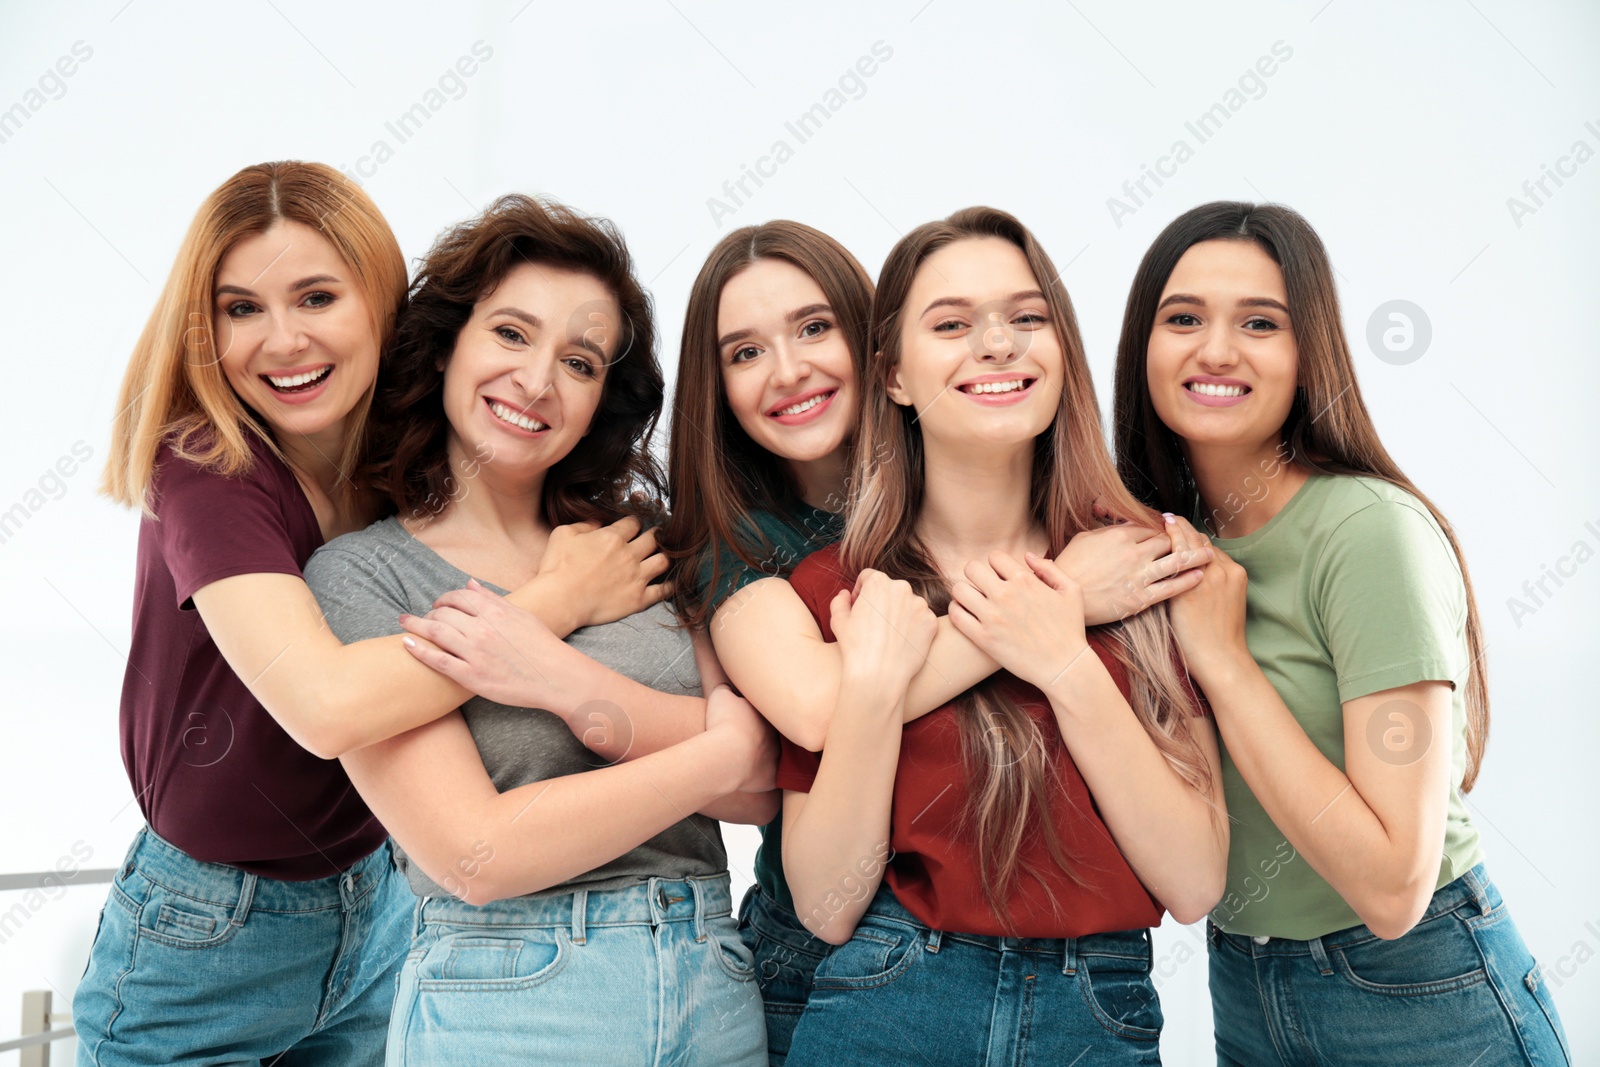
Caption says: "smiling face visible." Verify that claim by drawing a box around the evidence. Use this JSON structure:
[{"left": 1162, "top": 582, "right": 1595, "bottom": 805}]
[
  {"left": 440, "top": 262, "right": 618, "bottom": 485},
  {"left": 1146, "top": 239, "right": 1299, "bottom": 455},
  {"left": 212, "top": 220, "right": 378, "bottom": 443},
  {"left": 716, "top": 257, "right": 857, "bottom": 467},
  {"left": 885, "top": 236, "right": 1063, "bottom": 450}
]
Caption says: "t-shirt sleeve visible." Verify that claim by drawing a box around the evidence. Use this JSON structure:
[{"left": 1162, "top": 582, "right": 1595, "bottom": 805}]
[
  {"left": 697, "top": 541, "right": 791, "bottom": 616},
  {"left": 152, "top": 449, "right": 303, "bottom": 609},
  {"left": 776, "top": 737, "right": 823, "bottom": 793},
  {"left": 302, "top": 538, "right": 413, "bottom": 645},
  {"left": 1313, "top": 499, "right": 1469, "bottom": 703}
]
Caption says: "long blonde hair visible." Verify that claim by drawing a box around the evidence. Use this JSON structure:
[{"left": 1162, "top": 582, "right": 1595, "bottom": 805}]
[
  {"left": 845, "top": 206, "right": 1216, "bottom": 922},
  {"left": 101, "top": 160, "right": 407, "bottom": 513}
]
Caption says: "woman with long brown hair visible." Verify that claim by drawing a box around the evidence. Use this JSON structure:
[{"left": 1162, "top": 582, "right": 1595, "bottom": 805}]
[
  {"left": 1113, "top": 200, "right": 1569, "bottom": 1063},
  {"left": 76, "top": 163, "right": 669, "bottom": 1066},
  {"left": 657, "top": 219, "right": 1213, "bottom": 1064},
  {"left": 748, "top": 207, "right": 1227, "bottom": 1064}
]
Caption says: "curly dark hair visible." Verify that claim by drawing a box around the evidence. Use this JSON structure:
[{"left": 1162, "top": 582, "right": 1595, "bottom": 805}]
[{"left": 366, "top": 193, "right": 665, "bottom": 526}]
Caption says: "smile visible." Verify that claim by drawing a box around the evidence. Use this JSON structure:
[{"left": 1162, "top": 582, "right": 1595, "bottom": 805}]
[
  {"left": 958, "top": 379, "right": 1031, "bottom": 396},
  {"left": 768, "top": 389, "right": 837, "bottom": 424},
  {"left": 487, "top": 398, "right": 548, "bottom": 433},
  {"left": 1185, "top": 382, "right": 1250, "bottom": 398},
  {"left": 262, "top": 364, "right": 332, "bottom": 393}
]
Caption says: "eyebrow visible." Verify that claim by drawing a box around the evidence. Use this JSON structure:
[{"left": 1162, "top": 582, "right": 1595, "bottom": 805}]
[
  {"left": 489, "top": 306, "right": 609, "bottom": 361},
  {"left": 1156, "top": 292, "right": 1290, "bottom": 314},
  {"left": 716, "top": 303, "right": 835, "bottom": 349},
  {"left": 215, "top": 274, "right": 341, "bottom": 299},
  {"left": 920, "top": 289, "right": 1047, "bottom": 318}
]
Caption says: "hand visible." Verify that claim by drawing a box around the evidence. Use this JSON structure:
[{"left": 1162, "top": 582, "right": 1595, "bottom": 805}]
[
  {"left": 1057, "top": 519, "right": 1212, "bottom": 625},
  {"left": 948, "top": 551, "right": 1092, "bottom": 692},
  {"left": 704, "top": 684, "right": 780, "bottom": 794},
  {"left": 399, "top": 579, "right": 593, "bottom": 712},
  {"left": 1164, "top": 516, "right": 1250, "bottom": 683},
  {"left": 829, "top": 570, "right": 938, "bottom": 696},
  {"left": 538, "top": 516, "right": 672, "bottom": 628}
]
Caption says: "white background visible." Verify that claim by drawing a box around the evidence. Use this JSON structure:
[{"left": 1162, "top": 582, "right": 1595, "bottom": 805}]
[{"left": 1, "top": 1, "right": 1596, "bottom": 1062}]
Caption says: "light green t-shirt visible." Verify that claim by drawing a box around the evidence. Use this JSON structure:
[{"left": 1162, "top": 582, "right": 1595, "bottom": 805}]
[{"left": 1207, "top": 472, "right": 1485, "bottom": 939}]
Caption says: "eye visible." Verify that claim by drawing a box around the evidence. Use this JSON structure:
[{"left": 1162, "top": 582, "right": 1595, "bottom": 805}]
[
  {"left": 224, "top": 300, "right": 260, "bottom": 318},
  {"left": 1243, "top": 316, "right": 1280, "bottom": 332},
  {"left": 563, "top": 355, "right": 598, "bottom": 377},
  {"left": 1014, "top": 312, "right": 1048, "bottom": 328},
  {"left": 495, "top": 325, "right": 527, "bottom": 345},
  {"left": 1164, "top": 312, "right": 1201, "bottom": 327},
  {"left": 302, "top": 291, "right": 335, "bottom": 309},
  {"left": 729, "top": 344, "right": 761, "bottom": 364},
  {"left": 799, "top": 319, "right": 831, "bottom": 339},
  {"left": 932, "top": 318, "right": 967, "bottom": 333}
]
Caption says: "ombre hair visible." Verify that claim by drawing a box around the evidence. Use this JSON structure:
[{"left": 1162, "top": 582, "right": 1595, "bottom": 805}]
[
  {"left": 846, "top": 206, "right": 1216, "bottom": 923},
  {"left": 664, "top": 221, "right": 874, "bottom": 630},
  {"left": 1112, "top": 200, "right": 1490, "bottom": 790},
  {"left": 101, "top": 161, "right": 407, "bottom": 513}
]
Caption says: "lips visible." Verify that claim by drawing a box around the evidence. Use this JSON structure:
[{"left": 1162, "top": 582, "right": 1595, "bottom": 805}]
[
  {"left": 767, "top": 388, "right": 837, "bottom": 425},
  {"left": 485, "top": 397, "right": 549, "bottom": 435},
  {"left": 262, "top": 364, "right": 333, "bottom": 393}
]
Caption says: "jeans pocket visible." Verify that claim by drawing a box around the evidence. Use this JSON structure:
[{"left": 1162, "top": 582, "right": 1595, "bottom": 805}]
[
  {"left": 711, "top": 923, "right": 758, "bottom": 983},
  {"left": 1078, "top": 954, "right": 1163, "bottom": 1041},
  {"left": 811, "top": 925, "right": 922, "bottom": 991},
  {"left": 415, "top": 930, "right": 569, "bottom": 992},
  {"left": 1333, "top": 912, "right": 1488, "bottom": 996},
  {"left": 133, "top": 877, "right": 240, "bottom": 950}
]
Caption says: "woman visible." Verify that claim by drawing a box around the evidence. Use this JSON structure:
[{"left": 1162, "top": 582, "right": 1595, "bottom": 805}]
[
  {"left": 79, "top": 163, "right": 665, "bottom": 1067},
  {"left": 765, "top": 207, "right": 1229, "bottom": 1064},
  {"left": 303, "top": 193, "right": 776, "bottom": 1066},
  {"left": 1113, "top": 200, "right": 1570, "bottom": 1064}
]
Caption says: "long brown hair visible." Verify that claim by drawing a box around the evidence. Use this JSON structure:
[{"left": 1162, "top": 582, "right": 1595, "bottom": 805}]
[
  {"left": 1112, "top": 200, "right": 1491, "bottom": 791},
  {"left": 364, "top": 194, "right": 665, "bottom": 528},
  {"left": 664, "top": 221, "right": 874, "bottom": 629},
  {"left": 847, "top": 206, "right": 1216, "bottom": 922},
  {"left": 101, "top": 160, "right": 407, "bottom": 514}
]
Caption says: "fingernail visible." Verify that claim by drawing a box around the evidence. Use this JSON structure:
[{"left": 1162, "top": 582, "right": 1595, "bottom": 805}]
[
  {"left": 402, "top": 637, "right": 416, "bottom": 649},
  {"left": 398, "top": 613, "right": 412, "bottom": 622},
  {"left": 1162, "top": 512, "right": 1176, "bottom": 525}
]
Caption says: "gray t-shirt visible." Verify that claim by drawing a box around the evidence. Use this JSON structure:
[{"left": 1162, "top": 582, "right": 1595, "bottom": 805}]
[{"left": 303, "top": 515, "right": 726, "bottom": 899}]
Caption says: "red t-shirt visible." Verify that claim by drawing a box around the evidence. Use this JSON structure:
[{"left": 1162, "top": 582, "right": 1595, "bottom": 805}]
[
  {"left": 775, "top": 545, "right": 1207, "bottom": 938},
  {"left": 120, "top": 434, "right": 385, "bottom": 880}
]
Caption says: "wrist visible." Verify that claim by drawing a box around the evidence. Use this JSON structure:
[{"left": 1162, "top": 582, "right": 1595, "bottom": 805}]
[
  {"left": 1188, "top": 646, "right": 1257, "bottom": 694},
  {"left": 517, "top": 572, "right": 583, "bottom": 636},
  {"left": 1037, "top": 640, "right": 1105, "bottom": 705},
  {"left": 839, "top": 661, "right": 915, "bottom": 710}
]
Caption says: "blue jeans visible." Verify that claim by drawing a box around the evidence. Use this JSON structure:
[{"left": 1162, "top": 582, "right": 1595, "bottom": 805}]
[
  {"left": 786, "top": 885, "right": 1163, "bottom": 1066},
  {"left": 386, "top": 874, "right": 765, "bottom": 1066},
  {"left": 73, "top": 826, "right": 412, "bottom": 1067},
  {"left": 1209, "top": 863, "right": 1570, "bottom": 1066},
  {"left": 737, "top": 886, "right": 832, "bottom": 1065}
]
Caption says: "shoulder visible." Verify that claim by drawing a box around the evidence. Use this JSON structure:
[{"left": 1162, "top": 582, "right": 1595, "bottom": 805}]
[
  {"left": 305, "top": 518, "right": 411, "bottom": 583},
  {"left": 1315, "top": 477, "right": 1457, "bottom": 571},
  {"left": 150, "top": 428, "right": 290, "bottom": 505}
]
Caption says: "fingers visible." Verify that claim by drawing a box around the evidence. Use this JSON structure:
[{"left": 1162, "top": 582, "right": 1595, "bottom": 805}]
[
  {"left": 606, "top": 514, "right": 643, "bottom": 542},
  {"left": 1167, "top": 514, "right": 1211, "bottom": 553},
  {"left": 642, "top": 580, "right": 674, "bottom": 607},
  {"left": 400, "top": 632, "right": 468, "bottom": 680},
  {"left": 399, "top": 611, "right": 480, "bottom": 661},
  {"left": 1147, "top": 543, "right": 1214, "bottom": 582},
  {"left": 1140, "top": 567, "right": 1206, "bottom": 608},
  {"left": 642, "top": 551, "right": 671, "bottom": 581},
  {"left": 431, "top": 583, "right": 500, "bottom": 616},
  {"left": 629, "top": 525, "right": 659, "bottom": 560},
  {"left": 987, "top": 551, "right": 1030, "bottom": 581},
  {"left": 1023, "top": 552, "right": 1073, "bottom": 592},
  {"left": 962, "top": 558, "right": 1002, "bottom": 596}
]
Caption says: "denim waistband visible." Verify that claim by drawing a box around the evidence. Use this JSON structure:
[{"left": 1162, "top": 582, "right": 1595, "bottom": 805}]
[
  {"left": 852, "top": 884, "right": 1152, "bottom": 971},
  {"left": 418, "top": 874, "right": 733, "bottom": 944},
  {"left": 123, "top": 825, "right": 391, "bottom": 913},
  {"left": 1209, "top": 862, "right": 1498, "bottom": 960}
]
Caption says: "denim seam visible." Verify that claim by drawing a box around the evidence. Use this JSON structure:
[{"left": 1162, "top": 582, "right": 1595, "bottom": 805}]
[{"left": 1074, "top": 963, "right": 1160, "bottom": 1042}]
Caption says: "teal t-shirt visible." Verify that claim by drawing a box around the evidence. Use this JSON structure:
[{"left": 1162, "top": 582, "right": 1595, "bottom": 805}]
[
  {"left": 1208, "top": 472, "right": 1485, "bottom": 939},
  {"left": 695, "top": 502, "right": 843, "bottom": 914}
]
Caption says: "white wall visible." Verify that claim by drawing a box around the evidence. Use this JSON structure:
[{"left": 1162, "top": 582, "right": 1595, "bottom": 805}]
[{"left": 1, "top": 1, "right": 1595, "bottom": 1062}]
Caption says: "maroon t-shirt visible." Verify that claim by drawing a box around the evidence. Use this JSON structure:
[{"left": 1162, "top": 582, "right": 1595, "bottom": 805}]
[
  {"left": 120, "top": 434, "right": 385, "bottom": 880},
  {"left": 776, "top": 545, "right": 1208, "bottom": 938}
]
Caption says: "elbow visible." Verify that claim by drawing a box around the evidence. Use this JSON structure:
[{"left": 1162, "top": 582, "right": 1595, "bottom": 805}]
[
  {"left": 294, "top": 719, "right": 354, "bottom": 761},
  {"left": 1167, "top": 877, "right": 1225, "bottom": 927},
  {"left": 1356, "top": 882, "right": 1434, "bottom": 941}
]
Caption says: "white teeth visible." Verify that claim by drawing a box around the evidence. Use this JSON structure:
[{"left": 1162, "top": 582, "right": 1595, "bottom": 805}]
[
  {"left": 775, "top": 392, "right": 831, "bottom": 417},
  {"left": 266, "top": 366, "right": 331, "bottom": 389},
  {"left": 1188, "top": 382, "right": 1248, "bottom": 397},
  {"left": 963, "top": 379, "right": 1027, "bottom": 395},
  {"left": 490, "top": 401, "right": 547, "bottom": 433}
]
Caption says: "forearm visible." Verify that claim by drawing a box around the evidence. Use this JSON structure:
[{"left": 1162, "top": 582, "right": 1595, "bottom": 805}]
[
  {"left": 551, "top": 664, "right": 708, "bottom": 764},
  {"left": 281, "top": 636, "right": 471, "bottom": 758},
  {"left": 503, "top": 574, "right": 583, "bottom": 638},
  {"left": 418, "top": 733, "right": 740, "bottom": 904},
  {"left": 700, "top": 789, "right": 780, "bottom": 825},
  {"left": 783, "top": 677, "right": 904, "bottom": 944},
  {"left": 1046, "top": 655, "right": 1228, "bottom": 922},
  {"left": 903, "top": 615, "right": 999, "bottom": 722},
  {"left": 1199, "top": 656, "right": 1437, "bottom": 925}
]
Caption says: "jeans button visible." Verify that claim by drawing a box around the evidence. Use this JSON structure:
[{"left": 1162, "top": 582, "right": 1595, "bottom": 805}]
[
  {"left": 1252, "top": 935, "right": 1270, "bottom": 945},
  {"left": 657, "top": 887, "right": 670, "bottom": 909}
]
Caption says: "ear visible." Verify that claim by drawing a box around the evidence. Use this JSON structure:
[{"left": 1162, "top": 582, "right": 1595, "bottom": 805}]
[{"left": 884, "top": 357, "right": 912, "bottom": 407}]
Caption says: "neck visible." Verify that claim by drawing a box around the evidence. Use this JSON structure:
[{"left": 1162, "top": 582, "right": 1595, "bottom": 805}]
[
  {"left": 915, "top": 437, "right": 1044, "bottom": 571},
  {"left": 1184, "top": 437, "right": 1310, "bottom": 538},
  {"left": 421, "top": 438, "right": 550, "bottom": 545},
  {"left": 278, "top": 425, "right": 349, "bottom": 502},
  {"left": 788, "top": 447, "right": 850, "bottom": 513}
]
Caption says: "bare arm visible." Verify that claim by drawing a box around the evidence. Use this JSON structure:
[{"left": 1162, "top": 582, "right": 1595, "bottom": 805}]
[
  {"left": 339, "top": 689, "right": 772, "bottom": 905},
  {"left": 951, "top": 552, "right": 1228, "bottom": 923}
]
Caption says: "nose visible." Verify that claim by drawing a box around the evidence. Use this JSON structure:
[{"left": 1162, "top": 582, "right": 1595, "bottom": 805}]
[
  {"left": 976, "top": 312, "right": 1017, "bottom": 364},
  {"left": 509, "top": 348, "right": 557, "bottom": 404},
  {"left": 768, "top": 341, "right": 811, "bottom": 390},
  {"left": 1194, "top": 321, "right": 1239, "bottom": 372},
  {"left": 261, "top": 308, "right": 309, "bottom": 361}
]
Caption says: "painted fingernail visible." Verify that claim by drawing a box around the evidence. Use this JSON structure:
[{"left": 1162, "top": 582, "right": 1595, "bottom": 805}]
[
  {"left": 1162, "top": 512, "right": 1176, "bottom": 525},
  {"left": 402, "top": 637, "right": 416, "bottom": 649},
  {"left": 398, "top": 613, "right": 412, "bottom": 622}
]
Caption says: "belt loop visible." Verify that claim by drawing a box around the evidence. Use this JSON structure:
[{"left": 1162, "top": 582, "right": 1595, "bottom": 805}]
[
  {"left": 570, "top": 889, "right": 588, "bottom": 946},
  {"left": 412, "top": 896, "right": 427, "bottom": 941},
  {"left": 1062, "top": 937, "right": 1078, "bottom": 976},
  {"left": 231, "top": 872, "right": 257, "bottom": 930},
  {"left": 1307, "top": 936, "right": 1333, "bottom": 976},
  {"left": 925, "top": 928, "right": 942, "bottom": 955},
  {"left": 1463, "top": 866, "right": 1493, "bottom": 916},
  {"left": 692, "top": 880, "right": 707, "bottom": 943}
]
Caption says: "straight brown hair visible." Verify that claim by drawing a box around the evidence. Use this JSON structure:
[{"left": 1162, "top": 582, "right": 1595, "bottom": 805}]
[
  {"left": 664, "top": 221, "right": 874, "bottom": 629},
  {"left": 1111, "top": 200, "right": 1490, "bottom": 790},
  {"left": 847, "top": 206, "right": 1216, "bottom": 922},
  {"left": 101, "top": 160, "right": 406, "bottom": 514}
]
